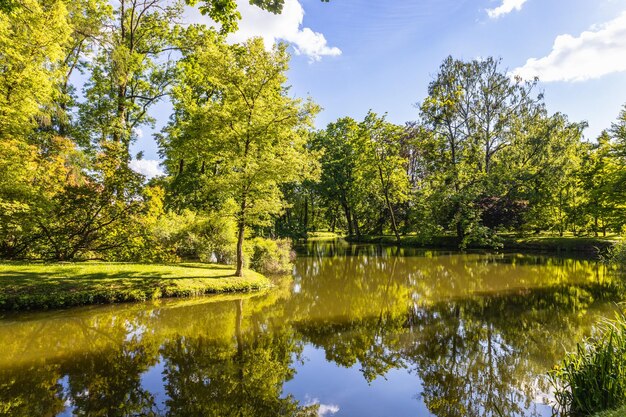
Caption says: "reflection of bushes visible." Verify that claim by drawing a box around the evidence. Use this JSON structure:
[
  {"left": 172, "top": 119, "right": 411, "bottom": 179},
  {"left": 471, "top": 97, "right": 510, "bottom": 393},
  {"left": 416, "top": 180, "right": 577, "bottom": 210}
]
[{"left": 551, "top": 313, "right": 626, "bottom": 416}]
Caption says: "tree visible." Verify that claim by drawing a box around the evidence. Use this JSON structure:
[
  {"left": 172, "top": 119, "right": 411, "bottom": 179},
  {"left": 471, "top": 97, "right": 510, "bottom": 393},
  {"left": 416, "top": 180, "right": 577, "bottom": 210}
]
[
  {"left": 310, "top": 118, "right": 362, "bottom": 236},
  {"left": 609, "top": 104, "right": 626, "bottom": 224},
  {"left": 191, "top": 0, "right": 331, "bottom": 34},
  {"left": 491, "top": 112, "right": 585, "bottom": 235},
  {"left": 0, "top": 0, "right": 71, "bottom": 140},
  {"left": 163, "top": 37, "right": 319, "bottom": 276},
  {"left": 359, "top": 112, "right": 409, "bottom": 243},
  {"left": 77, "top": 0, "right": 183, "bottom": 166},
  {"left": 419, "top": 56, "right": 570, "bottom": 244}
]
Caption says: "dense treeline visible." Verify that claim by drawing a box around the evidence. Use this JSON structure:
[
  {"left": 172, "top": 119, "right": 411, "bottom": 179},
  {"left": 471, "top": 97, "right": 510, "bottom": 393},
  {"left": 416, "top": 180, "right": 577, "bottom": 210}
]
[
  {"left": 1, "top": 0, "right": 625, "bottom": 269},
  {"left": 281, "top": 58, "right": 626, "bottom": 247}
]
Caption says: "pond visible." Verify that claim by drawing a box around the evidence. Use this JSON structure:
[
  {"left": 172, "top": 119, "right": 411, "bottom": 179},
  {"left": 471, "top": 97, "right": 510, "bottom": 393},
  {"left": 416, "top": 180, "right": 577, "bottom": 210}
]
[{"left": 1, "top": 240, "right": 623, "bottom": 417}]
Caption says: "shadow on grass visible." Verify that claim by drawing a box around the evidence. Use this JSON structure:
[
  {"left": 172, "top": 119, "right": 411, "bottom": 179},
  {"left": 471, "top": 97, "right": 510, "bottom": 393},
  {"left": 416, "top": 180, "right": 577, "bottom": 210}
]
[{"left": 0, "top": 267, "right": 237, "bottom": 283}]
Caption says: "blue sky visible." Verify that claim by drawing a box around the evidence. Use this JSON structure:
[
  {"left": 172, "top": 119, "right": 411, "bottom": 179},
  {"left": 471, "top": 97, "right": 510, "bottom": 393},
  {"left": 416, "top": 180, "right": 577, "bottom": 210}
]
[{"left": 131, "top": 0, "right": 626, "bottom": 177}]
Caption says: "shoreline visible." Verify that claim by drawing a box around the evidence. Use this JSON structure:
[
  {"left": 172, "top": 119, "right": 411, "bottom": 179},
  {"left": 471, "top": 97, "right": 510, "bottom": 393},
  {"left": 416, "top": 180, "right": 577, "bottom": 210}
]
[
  {"left": 0, "top": 262, "right": 271, "bottom": 312},
  {"left": 342, "top": 235, "right": 617, "bottom": 256}
]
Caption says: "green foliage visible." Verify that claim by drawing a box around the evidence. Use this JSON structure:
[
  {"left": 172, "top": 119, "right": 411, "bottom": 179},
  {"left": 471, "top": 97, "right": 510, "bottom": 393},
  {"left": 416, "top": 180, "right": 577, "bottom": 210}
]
[
  {"left": 248, "top": 237, "right": 294, "bottom": 275},
  {"left": 163, "top": 36, "right": 319, "bottom": 275},
  {"left": 550, "top": 312, "right": 626, "bottom": 416},
  {"left": 149, "top": 209, "right": 237, "bottom": 263},
  {"left": 607, "top": 239, "right": 626, "bottom": 269},
  {"left": 0, "top": 0, "right": 71, "bottom": 139},
  {"left": 293, "top": 56, "right": 609, "bottom": 247},
  {"left": 77, "top": 0, "right": 183, "bottom": 160},
  {"left": 306, "top": 113, "right": 410, "bottom": 239}
]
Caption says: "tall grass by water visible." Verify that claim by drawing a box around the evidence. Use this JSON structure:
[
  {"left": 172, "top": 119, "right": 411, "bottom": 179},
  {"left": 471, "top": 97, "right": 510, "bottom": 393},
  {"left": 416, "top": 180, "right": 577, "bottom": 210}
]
[
  {"left": 550, "top": 312, "right": 626, "bottom": 416},
  {"left": 607, "top": 240, "right": 626, "bottom": 269}
]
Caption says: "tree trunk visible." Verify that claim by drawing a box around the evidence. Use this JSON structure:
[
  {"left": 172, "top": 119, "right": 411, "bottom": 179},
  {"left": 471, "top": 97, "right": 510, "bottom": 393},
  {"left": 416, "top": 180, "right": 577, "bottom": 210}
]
[
  {"left": 456, "top": 221, "right": 464, "bottom": 240},
  {"left": 342, "top": 201, "right": 353, "bottom": 236},
  {"left": 303, "top": 196, "right": 309, "bottom": 232},
  {"left": 353, "top": 212, "right": 361, "bottom": 238},
  {"left": 235, "top": 203, "right": 245, "bottom": 277}
]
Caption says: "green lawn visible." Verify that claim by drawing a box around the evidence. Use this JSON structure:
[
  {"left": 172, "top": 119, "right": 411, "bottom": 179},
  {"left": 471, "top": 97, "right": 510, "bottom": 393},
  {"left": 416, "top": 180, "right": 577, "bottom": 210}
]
[{"left": 0, "top": 262, "right": 270, "bottom": 311}]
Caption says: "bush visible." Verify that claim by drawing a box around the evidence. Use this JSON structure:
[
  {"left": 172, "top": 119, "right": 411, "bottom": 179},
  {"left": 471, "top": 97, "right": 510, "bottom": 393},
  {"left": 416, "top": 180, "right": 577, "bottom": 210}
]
[
  {"left": 607, "top": 240, "right": 626, "bottom": 269},
  {"left": 248, "top": 237, "right": 294, "bottom": 275},
  {"left": 148, "top": 209, "right": 236, "bottom": 263},
  {"left": 550, "top": 312, "right": 626, "bottom": 416}
]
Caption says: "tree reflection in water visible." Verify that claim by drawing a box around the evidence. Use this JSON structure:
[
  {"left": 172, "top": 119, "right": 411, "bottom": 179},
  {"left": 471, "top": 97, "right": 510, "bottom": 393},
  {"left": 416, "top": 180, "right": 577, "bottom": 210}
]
[{"left": 0, "top": 240, "right": 622, "bottom": 417}]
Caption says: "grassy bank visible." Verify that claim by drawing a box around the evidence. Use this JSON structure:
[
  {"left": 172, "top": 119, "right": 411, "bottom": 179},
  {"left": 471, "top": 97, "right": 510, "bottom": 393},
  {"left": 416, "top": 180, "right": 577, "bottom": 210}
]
[
  {"left": 345, "top": 234, "right": 617, "bottom": 254},
  {"left": 0, "top": 262, "right": 270, "bottom": 311}
]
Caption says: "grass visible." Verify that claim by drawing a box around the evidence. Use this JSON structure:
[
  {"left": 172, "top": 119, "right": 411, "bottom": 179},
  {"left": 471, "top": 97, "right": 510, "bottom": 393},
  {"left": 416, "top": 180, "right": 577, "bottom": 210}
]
[
  {"left": 0, "top": 262, "right": 271, "bottom": 311},
  {"left": 550, "top": 313, "right": 626, "bottom": 416},
  {"left": 307, "top": 231, "right": 342, "bottom": 238}
]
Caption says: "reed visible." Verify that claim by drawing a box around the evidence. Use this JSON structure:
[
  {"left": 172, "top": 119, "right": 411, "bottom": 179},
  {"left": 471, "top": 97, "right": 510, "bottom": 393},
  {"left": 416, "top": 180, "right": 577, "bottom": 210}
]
[{"left": 550, "top": 312, "right": 626, "bottom": 416}]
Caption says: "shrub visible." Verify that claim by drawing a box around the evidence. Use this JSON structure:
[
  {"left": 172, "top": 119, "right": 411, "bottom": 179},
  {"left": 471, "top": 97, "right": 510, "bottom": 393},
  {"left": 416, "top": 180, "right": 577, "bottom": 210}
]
[
  {"left": 149, "top": 209, "right": 236, "bottom": 263},
  {"left": 248, "top": 237, "right": 294, "bottom": 275},
  {"left": 550, "top": 312, "right": 626, "bottom": 416},
  {"left": 607, "top": 240, "right": 626, "bottom": 269}
]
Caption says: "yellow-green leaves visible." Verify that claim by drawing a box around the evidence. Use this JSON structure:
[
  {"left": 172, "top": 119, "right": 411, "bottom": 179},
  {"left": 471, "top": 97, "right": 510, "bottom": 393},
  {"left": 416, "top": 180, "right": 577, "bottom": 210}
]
[{"left": 0, "top": 0, "right": 71, "bottom": 139}]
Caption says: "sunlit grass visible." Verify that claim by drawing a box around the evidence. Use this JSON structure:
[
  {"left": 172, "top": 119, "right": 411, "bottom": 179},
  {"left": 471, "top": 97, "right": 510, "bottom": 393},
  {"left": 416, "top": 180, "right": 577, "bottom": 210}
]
[
  {"left": 306, "top": 231, "right": 343, "bottom": 239},
  {"left": 0, "top": 262, "right": 270, "bottom": 311}
]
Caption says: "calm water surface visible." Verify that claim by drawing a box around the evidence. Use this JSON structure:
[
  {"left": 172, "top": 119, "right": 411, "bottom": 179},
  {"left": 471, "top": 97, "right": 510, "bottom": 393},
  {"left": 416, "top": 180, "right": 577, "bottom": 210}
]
[{"left": 1, "top": 240, "right": 624, "bottom": 417}]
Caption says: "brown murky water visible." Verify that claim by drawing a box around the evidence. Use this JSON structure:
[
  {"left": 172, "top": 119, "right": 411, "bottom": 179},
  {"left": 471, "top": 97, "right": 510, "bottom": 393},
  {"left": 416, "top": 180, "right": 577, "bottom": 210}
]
[{"left": 0, "top": 240, "right": 622, "bottom": 417}]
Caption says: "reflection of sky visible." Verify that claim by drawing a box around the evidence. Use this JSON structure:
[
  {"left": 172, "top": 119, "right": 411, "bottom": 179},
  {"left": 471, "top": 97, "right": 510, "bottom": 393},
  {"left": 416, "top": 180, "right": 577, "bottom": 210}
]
[
  {"left": 281, "top": 343, "right": 558, "bottom": 417},
  {"left": 283, "top": 345, "right": 430, "bottom": 417},
  {"left": 140, "top": 357, "right": 169, "bottom": 412},
  {"left": 52, "top": 340, "right": 558, "bottom": 417},
  {"left": 57, "top": 376, "right": 74, "bottom": 417}
]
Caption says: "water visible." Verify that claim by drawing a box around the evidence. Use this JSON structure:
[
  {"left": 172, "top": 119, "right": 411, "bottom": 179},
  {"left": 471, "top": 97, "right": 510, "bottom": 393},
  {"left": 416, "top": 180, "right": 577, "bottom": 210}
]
[{"left": 1, "top": 240, "right": 623, "bottom": 417}]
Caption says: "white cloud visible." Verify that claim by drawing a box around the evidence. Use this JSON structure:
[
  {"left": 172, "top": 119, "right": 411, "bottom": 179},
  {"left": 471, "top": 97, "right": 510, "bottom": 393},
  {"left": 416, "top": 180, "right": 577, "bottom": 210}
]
[
  {"left": 209, "top": 0, "right": 341, "bottom": 62},
  {"left": 512, "top": 12, "right": 626, "bottom": 82},
  {"left": 130, "top": 159, "right": 164, "bottom": 179},
  {"left": 486, "top": 0, "right": 528, "bottom": 19},
  {"left": 303, "top": 397, "right": 340, "bottom": 417},
  {"left": 318, "top": 403, "right": 340, "bottom": 417}
]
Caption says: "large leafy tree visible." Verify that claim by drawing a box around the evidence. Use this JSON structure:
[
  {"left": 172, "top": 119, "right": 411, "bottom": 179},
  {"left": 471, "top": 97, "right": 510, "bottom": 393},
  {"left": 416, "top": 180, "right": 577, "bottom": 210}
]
[
  {"left": 163, "top": 37, "right": 319, "bottom": 276},
  {"left": 0, "top": 0, "right": 78, "bottom": 258},
  {"left": 310, "top": 117, "right": 362, "bottom": 236},
  {"left": 359, "top": 112, "right": 409, "bottom": 242},
  {"left": 0, "top": 0, "right": 71, "bottom": 140},
  {"left": 77, "top": 0, "right": 183, "bottom": 165},
  {"left": 418, "top": 56, "right": 583, "bottom": 244}
]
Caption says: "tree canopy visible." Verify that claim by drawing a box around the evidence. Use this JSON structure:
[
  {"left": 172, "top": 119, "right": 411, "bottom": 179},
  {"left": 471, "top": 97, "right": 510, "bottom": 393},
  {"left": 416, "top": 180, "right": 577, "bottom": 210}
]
[{"left": 0, "top": 0, "right": 625, "bottom": 264}]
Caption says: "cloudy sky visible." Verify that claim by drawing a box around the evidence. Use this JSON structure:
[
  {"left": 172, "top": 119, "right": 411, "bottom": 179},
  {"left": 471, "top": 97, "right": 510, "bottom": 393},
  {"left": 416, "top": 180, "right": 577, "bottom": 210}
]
[{"left": 132, "top": 0, "right": 626, "bottom": 178}]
